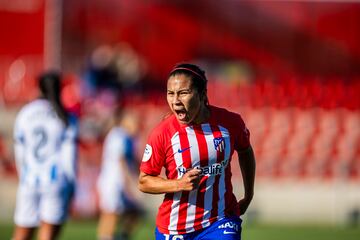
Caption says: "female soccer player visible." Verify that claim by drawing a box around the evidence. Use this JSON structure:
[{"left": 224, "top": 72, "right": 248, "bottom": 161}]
[
  {"left": 97, "top": 108, "right": 143, "bottom": 240},
  {"left": 138, "top": 63, "right": 256, "bottom": 240},
  {"left": 12, "top": 72, "right": 78, "bottom": 240}
]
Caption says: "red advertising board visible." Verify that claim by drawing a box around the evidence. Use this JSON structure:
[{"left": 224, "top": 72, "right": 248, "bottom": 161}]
[{"left": 0, "top": 0, "right": 45, "bottom": 105}]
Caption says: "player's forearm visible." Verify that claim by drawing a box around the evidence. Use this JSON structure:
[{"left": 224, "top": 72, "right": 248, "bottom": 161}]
[
  {"left": 62, "top": 141, "right": 78, "bottom": 182},
  {"left": 120, "top": 159, "right": 141, "bottom": 197},
  {"left": 138, "top": 172, "right": 180, "bottom": 194},
  {"left": 238, "top": 145, "right": 256, "bottom": 199},
  {"left": 63, "top": 119, "right": 79, "bottom": 182}
]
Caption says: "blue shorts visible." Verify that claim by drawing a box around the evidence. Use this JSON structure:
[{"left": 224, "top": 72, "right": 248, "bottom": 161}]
[{"left": 155, "top": 216, "right": 242, "bottom": 240}]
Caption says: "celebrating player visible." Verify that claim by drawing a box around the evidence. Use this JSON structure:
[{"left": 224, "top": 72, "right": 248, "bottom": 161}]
[
  {"left": 12, "top": 72, "right": 78, "bottom": 240},
  {"left": 138, "top": 63, "right": 256, "bottom": 240}
]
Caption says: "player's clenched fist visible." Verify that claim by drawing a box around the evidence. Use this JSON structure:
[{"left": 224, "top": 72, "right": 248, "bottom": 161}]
[{"left": 177, "top": 169, "right": 201, "bottom": 191}]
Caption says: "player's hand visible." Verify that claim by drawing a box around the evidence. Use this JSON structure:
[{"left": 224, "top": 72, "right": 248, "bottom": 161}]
[
  {"left": 177, "top": 168, "right": 201, "bottom": 191},
  {"left": 237, "top": 195, "right": 253, "bottom": 215}
]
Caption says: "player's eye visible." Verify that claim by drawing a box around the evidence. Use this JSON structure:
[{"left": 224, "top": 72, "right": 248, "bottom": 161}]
[{"left": 179, "top": 90, "right": 191, "bottom": 95}]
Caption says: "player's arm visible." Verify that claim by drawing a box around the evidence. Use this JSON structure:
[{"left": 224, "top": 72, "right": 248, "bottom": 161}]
[
  {"left": 13, "top": 116, "right": 25, "bottom": 174},
  {"left": 237, "top": 145, "right": 256, "bottom": 215},
  {"left": 119, "top": 156, "right": 142, "bottom": 199},
  {"left": 61, "top": 116, "right": 78, "bottom": 184},
  {"left": 59, "top": 116, "right": 78, "bottom": 202},
  {"left": 138, "top": 169, "right": 200, "bottom": 194}
]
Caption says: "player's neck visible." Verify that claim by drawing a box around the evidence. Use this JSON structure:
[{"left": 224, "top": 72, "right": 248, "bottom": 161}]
[{"left": 192, "top": 104, "right": 210, "bottom": 125}]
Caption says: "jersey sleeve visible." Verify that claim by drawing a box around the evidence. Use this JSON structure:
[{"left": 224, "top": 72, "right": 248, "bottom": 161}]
[
  {"left": 233, "top": 113, "right": 251, "bottom": 151},
  {"left": 61, "top": 115, "right": 79, "bottom": 183},
  {"left": 13, "top": 109, "right": 26, "bottom": 173},
  {"left": 102, "top": 130, "right": 124, "bottom": 164},
  {"left": 140, "top": 128, "right": 166, "bottom": 176}
]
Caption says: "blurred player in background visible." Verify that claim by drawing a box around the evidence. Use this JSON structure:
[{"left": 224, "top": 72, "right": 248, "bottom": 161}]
[
  {"left": 138, "top": 63, "right": 256, "bottom": 240},
  {"left": 97, "top": 107, "right": 144, "bottom": 240},
  {"left": 12, "top": 72, "right": 78, "bottom": 240}
]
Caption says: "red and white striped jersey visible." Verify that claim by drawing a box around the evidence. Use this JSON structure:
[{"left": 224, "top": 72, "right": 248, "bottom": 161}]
[{"left": 140, "top": 105, "right": 250, "bottom": 234}]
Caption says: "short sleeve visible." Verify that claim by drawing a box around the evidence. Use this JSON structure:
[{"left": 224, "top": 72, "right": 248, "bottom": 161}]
[
  {"left": 140, "top": 129, "right": 166, "bottom": 176},
  {"left": 233, "top": 114, "right": 251, "bottom": 151},
  {"left": 13, "top": 108, "right": 26, "bottom": 144},
  {"left": 13, "top": 110, "right": 26, "bottom": 167}
]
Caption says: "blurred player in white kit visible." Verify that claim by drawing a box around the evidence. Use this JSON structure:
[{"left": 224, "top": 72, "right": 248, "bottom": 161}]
[
  {"left": 12, "top": 72, "right": 78, "bottom": 240},
  {"left": 97, "top": 107, "right": 143, "bottom": 240}
]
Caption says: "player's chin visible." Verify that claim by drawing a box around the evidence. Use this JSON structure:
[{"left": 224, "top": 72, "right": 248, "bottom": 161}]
[{"left": 176, "top": 117, "right": 190, "bottom": 125}]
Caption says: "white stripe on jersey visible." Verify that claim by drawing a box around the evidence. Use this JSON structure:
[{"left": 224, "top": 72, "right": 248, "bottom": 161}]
[
  {"left": 218, "top": 126, "right": 231, "bottom": 217},
  {"left": 185, "top": 126, "right": 198, "bottom": 232},
  {"left": 169, "top": 132, "right": 182, "bottom": 232}
]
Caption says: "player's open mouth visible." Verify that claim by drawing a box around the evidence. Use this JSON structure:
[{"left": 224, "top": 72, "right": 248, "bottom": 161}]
[{"left": 175, "top": 109, "right": 187, "bottom": 120}]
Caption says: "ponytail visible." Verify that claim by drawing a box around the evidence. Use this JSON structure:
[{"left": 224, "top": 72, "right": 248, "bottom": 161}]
[{"left": 39, "top": 72, "right": 69, "bottom": 126}]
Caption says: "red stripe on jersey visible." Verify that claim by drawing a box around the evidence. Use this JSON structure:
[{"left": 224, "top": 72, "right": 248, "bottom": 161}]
[
  {"left": 157, "top": 193, "right": 174, "bottom": 234},
  {"left": 209, "top": 125, "right": 225, "bottom": 223},
  {"left": 193, "top": 125, "right": 209, "bottom": 231},
  {"left": 176, "top": 127, "right": 192, "bottom": 232},
  {"left": 224, "top": 162, "right": 238, "bottom": 216}
]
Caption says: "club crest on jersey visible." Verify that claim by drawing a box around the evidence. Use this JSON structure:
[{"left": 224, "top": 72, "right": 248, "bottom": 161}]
[{"left": 213, "top": 137, "right": 225, "bottom": 152}]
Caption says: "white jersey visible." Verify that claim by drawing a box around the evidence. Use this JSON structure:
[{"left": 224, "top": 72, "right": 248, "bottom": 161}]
[
  {"left": 13, "top": 99, "right": 78, "bottom": 189},
  {"left": 97, "top": 126, "right": 139, "bottom": 213},
  {"left": 98, "top": 127, "right": 131, "bottom": 189}
]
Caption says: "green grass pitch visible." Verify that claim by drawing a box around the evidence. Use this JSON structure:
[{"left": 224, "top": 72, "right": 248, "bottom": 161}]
[{"left": 1, "top": 219, "right": 359, "bottom": 240}]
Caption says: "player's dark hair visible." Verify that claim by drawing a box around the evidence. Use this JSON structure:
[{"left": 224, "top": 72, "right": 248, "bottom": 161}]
[
  {"left": 113, "top": 104, "right": 125, "bottom": 123},
  {"left": 39, "top": 71, "right": 69, "bottom": 126},
  {"left": 169, "top": 63, "right": 209, "bottom": 105}
]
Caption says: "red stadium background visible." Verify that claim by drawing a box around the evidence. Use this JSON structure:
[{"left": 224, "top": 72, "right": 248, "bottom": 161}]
[{"left": 0, "top": 0, "right": 359, "bottom": 224}]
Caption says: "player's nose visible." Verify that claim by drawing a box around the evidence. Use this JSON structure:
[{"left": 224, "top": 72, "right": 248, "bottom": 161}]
[{"left": 172, "top": 94, "right": 181, "bottom": 105}]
